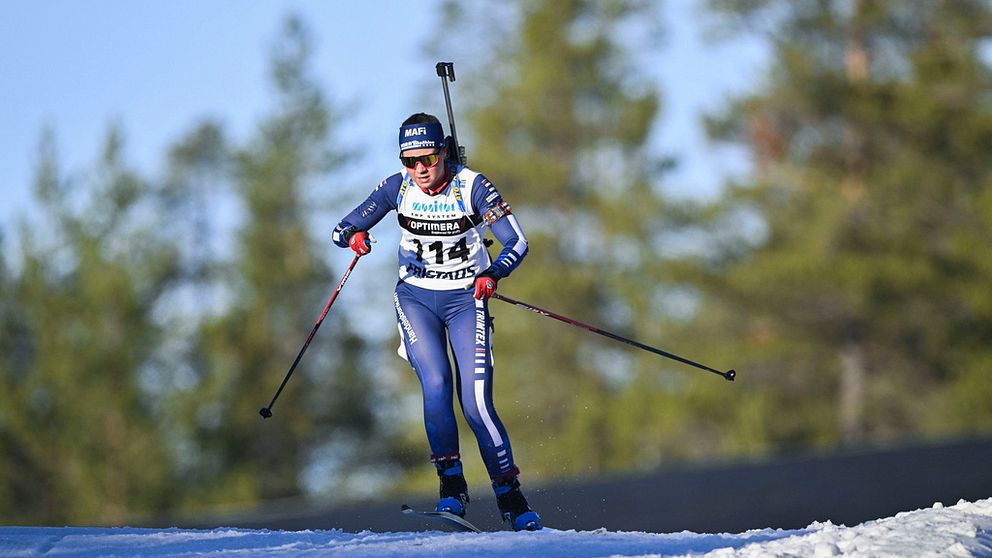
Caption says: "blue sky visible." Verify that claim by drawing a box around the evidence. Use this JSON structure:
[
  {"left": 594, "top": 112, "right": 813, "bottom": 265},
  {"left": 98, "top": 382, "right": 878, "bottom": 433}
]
[{"left": 0, "top": 0, "right": 767, "bottom": 239}]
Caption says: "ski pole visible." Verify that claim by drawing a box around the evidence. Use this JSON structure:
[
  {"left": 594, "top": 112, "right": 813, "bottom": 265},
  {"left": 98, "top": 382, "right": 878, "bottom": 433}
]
[
  {"left": 436, "top": 62, "right": 466, "bottom": 165},
  {"left": 492, "top": 293, "right": 736, "bottom": 381},
  {"left": 259, "top": 246, "right": 368, "bottom": 419}
]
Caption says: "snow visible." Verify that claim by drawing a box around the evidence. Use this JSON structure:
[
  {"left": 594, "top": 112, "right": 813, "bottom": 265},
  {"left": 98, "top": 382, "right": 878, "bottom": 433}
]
[{"left": 1, "top": 498, "right": 990, "bottom": 557}]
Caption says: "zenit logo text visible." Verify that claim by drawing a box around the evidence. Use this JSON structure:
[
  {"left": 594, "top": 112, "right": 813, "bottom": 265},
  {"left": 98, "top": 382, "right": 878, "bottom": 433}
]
[{"left": 412, "top": 201, "right": 458, "bottom": 213}]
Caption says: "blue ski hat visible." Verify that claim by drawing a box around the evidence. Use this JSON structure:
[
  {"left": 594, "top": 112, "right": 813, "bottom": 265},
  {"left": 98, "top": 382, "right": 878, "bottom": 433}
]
[{"left": 399, "top": 122, "right": 445, "bottom": 153}]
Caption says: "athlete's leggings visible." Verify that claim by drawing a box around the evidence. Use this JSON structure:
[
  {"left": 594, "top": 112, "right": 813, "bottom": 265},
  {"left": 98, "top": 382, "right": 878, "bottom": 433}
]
[{"left": 393, "top": 280, "right": 516, "bottom": 479}]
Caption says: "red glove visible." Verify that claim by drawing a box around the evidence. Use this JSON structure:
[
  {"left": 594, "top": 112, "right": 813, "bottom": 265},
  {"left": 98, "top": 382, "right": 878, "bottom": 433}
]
[
  {"left": 348, "top": 231, "right": 371, "bottom": 256},
  {"left": 473, "top": 274, "right": 497, "bottom": 300}
]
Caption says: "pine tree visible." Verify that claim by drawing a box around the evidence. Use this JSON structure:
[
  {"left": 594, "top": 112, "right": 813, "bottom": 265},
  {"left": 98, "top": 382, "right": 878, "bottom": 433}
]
[
  {"left": 173, "top": 17, "right": 385, "bottom": 508},
  {"left": 678, "top": 0, "right": 992, "bottom": 450},
  {"left": 0, "top": 128, "right": 180, "bottom": 523}
]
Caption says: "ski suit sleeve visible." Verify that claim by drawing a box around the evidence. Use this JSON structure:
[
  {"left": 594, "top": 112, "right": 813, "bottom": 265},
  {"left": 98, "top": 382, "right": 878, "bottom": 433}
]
[
  {"left": 332, "top": 175, "right": 402, "bottom": 247},
  {"left": 471, "top": 174, "right": 528, "bottom": 280}
]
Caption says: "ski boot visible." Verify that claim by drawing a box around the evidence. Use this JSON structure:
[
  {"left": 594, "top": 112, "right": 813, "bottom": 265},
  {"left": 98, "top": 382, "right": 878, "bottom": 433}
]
[
  {"left": 493, "top": 475, "right": 541, "bottom": 531},
  {"left": 433, "top": 454, "right": 469, "bottom": 517}
]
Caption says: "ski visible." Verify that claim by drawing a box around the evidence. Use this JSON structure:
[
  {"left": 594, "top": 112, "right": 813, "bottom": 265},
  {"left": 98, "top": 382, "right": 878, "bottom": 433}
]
[{"left": 400, "top": 504, "right": 482, "bottom": 533}]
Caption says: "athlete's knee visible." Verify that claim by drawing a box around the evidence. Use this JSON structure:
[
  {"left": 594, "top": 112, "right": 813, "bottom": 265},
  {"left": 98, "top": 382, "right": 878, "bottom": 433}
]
[
  {"left": 418, "top": 370, "right": 452, "bottom": 396},
  {"left": 460, "top": 396, "right": 500, "bottom": 434},
  {"left": 459, "top": 401, "right": 480, "bottom": 426}
]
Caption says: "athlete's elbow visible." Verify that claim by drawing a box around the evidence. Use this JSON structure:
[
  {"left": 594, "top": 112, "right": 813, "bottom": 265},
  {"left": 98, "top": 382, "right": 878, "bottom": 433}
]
[{"left": 516, "top": 240, "right": 529, "bottom": 261}]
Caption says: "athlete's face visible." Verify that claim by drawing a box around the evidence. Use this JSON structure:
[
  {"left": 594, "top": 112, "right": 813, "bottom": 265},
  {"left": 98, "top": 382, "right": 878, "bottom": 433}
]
[{"left": 402, "top": 147, "right": 446, "bottom": 193}]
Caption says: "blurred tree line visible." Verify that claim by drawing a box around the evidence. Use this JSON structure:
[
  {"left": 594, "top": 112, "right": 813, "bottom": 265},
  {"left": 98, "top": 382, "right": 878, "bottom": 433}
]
[
  {"left": 424, "top": 0, "right": 992, "bottom": 488},
  {"left": 0, "top": 17, "right": 398, "bottom": 524},
  {"left": 681, "top": 0, "right": 992, "bottom": 450},
  {"left": 1, "top": 0, "right": 991, "bottom": 525}
]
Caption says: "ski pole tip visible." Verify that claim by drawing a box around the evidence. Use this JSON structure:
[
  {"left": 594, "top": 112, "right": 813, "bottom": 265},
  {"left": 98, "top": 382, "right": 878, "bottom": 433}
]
[
  {"left": 725, "top": 369, "right": 736, "bottom": 382},
  {"left": 259, "top": 407, "right": 273, "bottom": 419}
]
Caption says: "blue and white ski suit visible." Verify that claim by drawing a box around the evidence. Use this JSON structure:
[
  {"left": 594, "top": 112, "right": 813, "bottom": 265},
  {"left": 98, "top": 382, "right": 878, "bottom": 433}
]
[{"left": 333, "top": 165, "right": 528, "bottom": 479}]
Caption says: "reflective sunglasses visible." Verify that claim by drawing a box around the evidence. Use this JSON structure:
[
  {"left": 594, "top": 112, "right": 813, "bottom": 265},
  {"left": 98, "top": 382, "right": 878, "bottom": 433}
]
[{"left": 400, "top": 151, "right": 442, "bottom": 169}]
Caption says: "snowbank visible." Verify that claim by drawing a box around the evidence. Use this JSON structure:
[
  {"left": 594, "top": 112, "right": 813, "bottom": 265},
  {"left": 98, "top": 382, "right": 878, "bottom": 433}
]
[{"left": 1, "top": 497, "right": 990, "bottom": 557}]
